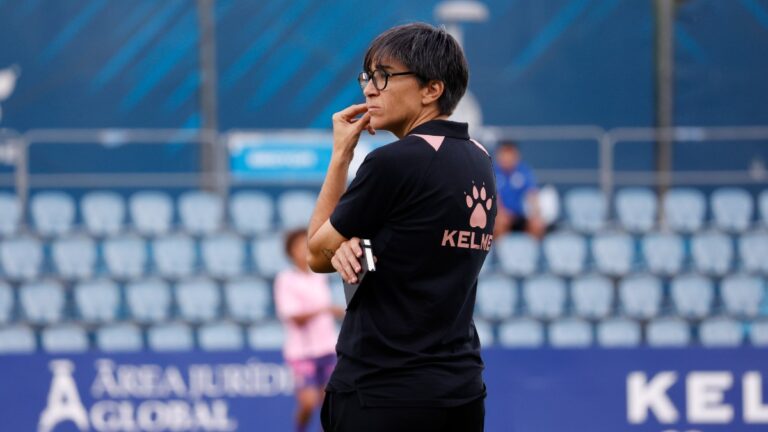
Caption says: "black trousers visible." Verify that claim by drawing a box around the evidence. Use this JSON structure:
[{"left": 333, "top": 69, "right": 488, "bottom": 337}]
[{"left": 320, "top": 391, "right": 485, "bottom": 432}]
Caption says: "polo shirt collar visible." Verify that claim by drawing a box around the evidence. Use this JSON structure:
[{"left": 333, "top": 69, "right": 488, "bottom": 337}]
[{"left": 407, "top": 119, "right": 469, "bottom": 140}]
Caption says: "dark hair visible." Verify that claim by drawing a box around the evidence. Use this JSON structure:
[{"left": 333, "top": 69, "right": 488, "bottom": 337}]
[
  {"left": 363, "top": 23, "right": 469, "bottom": 116},
  {"left": 497, "top": 140, "right": 519, "bottom": 151},
  {"left": 284, "top": 228, "right": 307, "bottom": 257}
]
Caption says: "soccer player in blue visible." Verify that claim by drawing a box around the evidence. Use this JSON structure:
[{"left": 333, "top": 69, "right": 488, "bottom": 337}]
[{"left": 307, "top": 23, "right": 495, "bottom": 431}]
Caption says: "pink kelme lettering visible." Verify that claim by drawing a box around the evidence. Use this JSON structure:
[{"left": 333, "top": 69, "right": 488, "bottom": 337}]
[
  {"left": 457, "top": 231, "right": 470, "bottom": 248},
  {"left": 441, "top": 230, "right": 493, "bottom": 252},
  {"left": 442, "top": 230, "right": 457, "bottom": 247}
]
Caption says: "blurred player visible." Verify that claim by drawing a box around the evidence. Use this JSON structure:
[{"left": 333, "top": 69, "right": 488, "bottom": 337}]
[{"left": 493, "top": 140, "right": 546, "bottom": 239}]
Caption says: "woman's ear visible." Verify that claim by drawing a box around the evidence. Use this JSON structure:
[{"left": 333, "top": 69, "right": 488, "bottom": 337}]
[{"left": 421, "top": 80, "right": 445, "bottom": 106}]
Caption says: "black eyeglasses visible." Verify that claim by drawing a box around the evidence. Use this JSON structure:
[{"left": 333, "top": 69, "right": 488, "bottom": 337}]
[{"left": 358, "top": 69, "right": 418, "bottom": 91}]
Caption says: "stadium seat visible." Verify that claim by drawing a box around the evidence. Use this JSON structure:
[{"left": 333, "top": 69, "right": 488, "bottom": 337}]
[
  {"left": 52, "top": 235, "right": 96, "bottom": 280},
  {"left": 739, "top": 231, "right": 768, "bottom": 274},
  {"left": 152, "top": 234, "right": 196, "bottom": 279},
  {"left": 81, "top": 191, "right": 125, "bottom": 236},
  {"left": 20, "top": 280, "right": 64, "bottom": 324},
  {"left": 749, "top": 320, "right": 768, "bottom": 347},
  {"left": 0, "top": 325, "right": 36, "bottom": 353},
  {"left": 41, "top": 325, "right": 89, "bottom": 353},
  {"left": 543, "top": 231, "right": 587, "bottom": 276},
  {"left": 760, "top": 190, "right": 768, "bottom": 227},
  {"left": 495, "top": 233, "right": 539, "bottom": 277},
  {"left": 571, "top": 274, "right": 613, "bottom": 319},
  {"left": 176, "top": 277, "right": 221, "bottom": 323},
  {"left": 103, "top": 234, "right": 147, "bottom": 279},
  {"left": 670, "top": 274, "right": 714, "bottom": 319},
  {"left": 0, "top": 192, "right": 20, "bottom": 236},
  {"left": 75, "top": 279, "right": 120, "bottom": 323},
  {"left": 229, "top": 191, "right": 274, "bottom": 235},
  {"left": 711, "top": 187, "right": 753, "bottom": 232},
  {"left": 0, "top": 235, "right": 43, "bottom": 281},
  {"left": 522, "top": 275, "right": 566, "bottom": 319},
  {"left": 691, "top": 231, "right": 733, "bottom": 276},
  {"left": 615, "top": 188, "right": 657, "bottom": 233},
  {"left": 225, "top": 277, "right": 272, "bottom": 322},
  {"left": 646, "top": 318, "right": 691, "bottom": 347},
  {"left": 597, "top": 318, "right": 641, "bottom": 347},
  {"left": 549, "top": 318, "right": 593, "bottom": 347},
  {"left": 642, "top": 232, "right": 684, "bottom": 276},
  {"left": 662, "top": 188, "right": 706, "bottom": 233},
  {"left": 252, "top": 233, "right": 291, "bottom": 278},
  {"left": 129, "top": 191, "right": 173, "bottom": 236},
  {"left": 476, "top": 274, "right": 517, "bottom": 320},
  {"left": 592, "top": 232, "right": 634, "bottom": 276},
  {"left": 473, "top": 319, "right": 495, "bottom": 347},
  {"left": 178, "top": 190, "right": 223, "bottom": 235},
  {"left": 329, "top": 274, "right": 347, "bottom": 306},
  {"left": 497, "top": 318, "right": 544, "bottom": 348},
  {"left": 199, "top": 321, "right": 244, "bottom": 351},
  {"left": 248, "top": 321, "right": 285, "bottom": 350},
  {"left": 126, "top": 278, "right": 171, "bottom": 323},
  {"left": 201, "top": 233, "right": 245, "bottom": 279},
  {"left": 619, "top": 274, "right": 662, "bottom": 319},
  {"left": 721, "top": 274, "right": 764, "bottom": 318},
  {"left": 564, "top": 187, "right": 606, "bottom": 233},
  {"left": 0, "top": 281, "right": 12, "bottom": 323},
  {"left": 148, "top": 322, "right": 194, "bottom": 351},
  {"left": 31, "top": 191, "right": 75, "bottom": 236},
  {"left": 277, "top": 190, "right": 317, "bottom": 230},
  {"left": 96, "top": 324, "right": 143, "bottom": 352},
  {"left": 699, "top": 317, "right": 743, "bottom": 347}
]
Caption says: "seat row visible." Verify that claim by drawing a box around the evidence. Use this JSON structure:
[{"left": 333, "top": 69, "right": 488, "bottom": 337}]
[{"left": 476, "top": 272, "right": 766, "bottom": 321}]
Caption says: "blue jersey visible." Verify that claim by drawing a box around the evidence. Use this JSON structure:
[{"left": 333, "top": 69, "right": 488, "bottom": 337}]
[{"left": 494, "top": 161, "right": 537, "bottom": 216}]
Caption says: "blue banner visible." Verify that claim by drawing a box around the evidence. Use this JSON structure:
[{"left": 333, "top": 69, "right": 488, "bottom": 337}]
[{"left": 1, "top": 348, "right": 767, "bottom": 431}]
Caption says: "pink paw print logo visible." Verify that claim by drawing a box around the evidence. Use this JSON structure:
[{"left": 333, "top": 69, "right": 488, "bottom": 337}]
[{"left": 466, "top": 184, "right": 493, "bottom": 229}]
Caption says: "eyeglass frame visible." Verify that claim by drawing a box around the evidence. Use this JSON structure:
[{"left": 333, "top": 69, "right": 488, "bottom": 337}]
[{"left": 358, "top": 69, "right": 421, "bottom": 91}]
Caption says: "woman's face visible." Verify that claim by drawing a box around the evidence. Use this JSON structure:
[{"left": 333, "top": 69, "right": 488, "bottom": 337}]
[{"left": 363, "top": 58, "right": 424, "bottom": 136}]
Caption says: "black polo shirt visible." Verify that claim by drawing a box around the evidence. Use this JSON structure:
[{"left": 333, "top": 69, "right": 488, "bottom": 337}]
[{"left": 328, "top": 119, "right": 496, "bottom": 407}]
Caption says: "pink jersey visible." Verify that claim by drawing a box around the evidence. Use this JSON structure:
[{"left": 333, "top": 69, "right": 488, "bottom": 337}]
[{"left": 274, "top": 268, "right": 338, "bottom": 361}]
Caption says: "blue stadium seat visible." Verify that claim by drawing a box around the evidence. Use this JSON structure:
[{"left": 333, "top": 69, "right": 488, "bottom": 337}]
[
  {"left": 41, "top": 325, "right": 89, "bottom": 353},
  {"left": 31, "top": 191, "right": 75, "bottom": 236},
  {"left": 152, "top": 234, "right": 196, "bottom": 279},
  {"left": 20, "top": 280, "right": 64, "bottom": 324},
  {"left": 129, "top": 191, "right": 173, "bottom": 236},
  {"left": 671, "top": 274, "right": 714, "bottom": 319},
  {"left": 75, "top": 279, "right": 120, "bottom": 323},
  {"left": 126, "top": 278, "right": 171, "bottom": 323},
  {"left": 564, "top": 187, "right": 607, "bottom": 233},
  {"left": 178, "top": 191, "right": 223, "bottom": 235},
  {"left": 277, "top": 191, "right": 317, "bottom": 230},
  {"left": 199, "top": 321, "right": 244, "bottom": 351},
  {"left": 663, "top": 188, "right": 706, "bottom": 233},
  {"left": 571, "top": 274, "right": 613, "bottom": 319},
  {"left": 52, "top": 235, "right": 96, "bottom": 280},
  {"left": 103, "top": 235, "right": 147, "bottom": 279},
  {"left": 96, "top": 324, "right": 143, "bottom": 352},
  {"left": 749, "top": 320, "right": 768, "bottom": 347},
  {"left": 252, "top": 233, "right": 291, "bottom": 278},
  {"left": 642, "top": 232, "right": 684, "bottom": 276},
  {"left": 615, "top": 188, "right": 657, "bottom": 233},
  {"left": 739, "top": 231, "right": 768, "bottom": 274},
  {"left": 1, "top": 235, "right": 43, "bottom": 281},
  {"left": 646, "top": 318, "right": 691, "bottom": 347},
  {"left": 148, "top": 323, "right": 194, "bottom": 351},
  {"left": 543, "top": 231, "right": 587, "bottom": 276},
  {"left": 0, "top": 281, "right": 12, "bottom": 323},
  {"left": 711, "top": 187, "right": 753, "bottom": 233},
  {"left": 699, "top": 317, "right": 743, "bottom": 347},
  {"left": 201, "top": 233, "right": 245, "bottom": 279},
  {"left": 495, "top": 233, "right": 539, "bottom": 277},
  {"left": 592, "top": 232, "right": 634, "bottom": 276},
  {"left": 549, "top": 318, "right": 593, "bottom": 347},
  {"left": 523, "top": 275, "right": 566, "bottom": 319},
  {"left": 760, "top": 190, "right": 768, "bottom": 227},
  {"left": 176, "top": 278, "right": 221, "bottom": 323},
  {"left": 619, "top": 274, "right": 662, "bottom": 319},
  {"left": 248, "top": 321, "right": 285, "bottom": 350},
  {"left": 497, "top": 318, "right": 544, "bottom": 348},
  {"left": 0, "top": 192, "right": 20, "bottom": 236},
  {"left": 721, "top": 274, "right": 764, "bottom": 318},
  {"left": 225, "top": 277, "right": 271, "bottom": 322},
  {"left": 229, "top": 191, "right": 274, "bottom": 235},
  {"left": 691, "top": 231, "right": 733, "bottom": 276},
  {"left": 597, "top": 318, "right": 642, "bottom": 347},
  {"left": 0, "top": 325, "right": 36, "bottom": 353},
  {"left": 81, "top": 191, "right": 125, "bottom": 236},
  {"left": 476, "top": 274, "right": 517, "bottom": 320},
  {"left": 473, "top": 319, "right": 495, "bottom": 347}
]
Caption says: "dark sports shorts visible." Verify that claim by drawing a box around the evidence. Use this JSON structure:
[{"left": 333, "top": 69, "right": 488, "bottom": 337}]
[{"left": 287, "top": 353, "right": 336, "bottom": 390}]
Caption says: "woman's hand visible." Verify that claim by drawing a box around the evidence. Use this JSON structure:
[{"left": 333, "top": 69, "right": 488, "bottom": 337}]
[
  {"left": 331, "top": 103, "right": 375, "bottom": 163},
  {"left": 331, "top": 237, "right": 364, "bottom": 284}
]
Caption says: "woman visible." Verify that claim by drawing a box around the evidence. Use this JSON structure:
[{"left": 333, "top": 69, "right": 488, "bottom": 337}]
[{"left": 274, "top": 228, "right": 344, "bottom": 432}]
